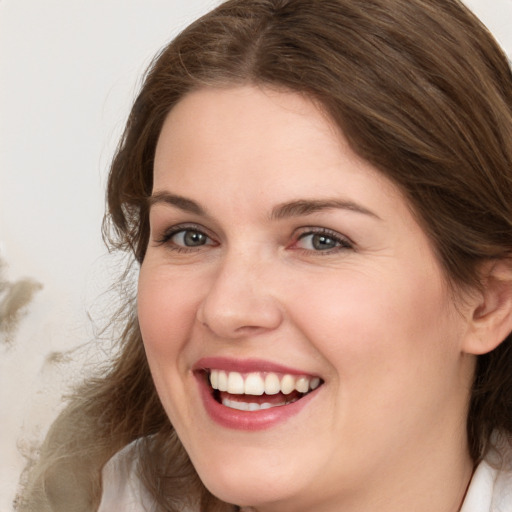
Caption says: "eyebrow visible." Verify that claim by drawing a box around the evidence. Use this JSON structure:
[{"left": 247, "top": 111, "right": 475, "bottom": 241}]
[
  {"left": 270, "top": 199, "right": 381, "bottom": 221},
  {"left": 148, "top": 192, "right": 380, "bottom": 221},
  {"left": 148, "top": 192, "right": 206, "bottom": 216}
]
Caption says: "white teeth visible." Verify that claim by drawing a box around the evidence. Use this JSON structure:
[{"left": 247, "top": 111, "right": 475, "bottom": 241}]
[
  {"left": 227, "top": 372, "right": 245, "bottom": 394},
  {"left": 280, "top": 374, "right": 295, "bottom": 394},
  {"left": 244, "top": 373, "right": 265, "bottom": 395},
  {"left": 222, "top": 398, "right": 249, "bottom": 411},
  {"left": 222, "top": 398, "right": 276, "bottom": 411},
  {"left": 221, "top": 397, "right": 302, "bottom": 410},
  {"left": 264, "top": 373, "right": 281, "bottom": 395},
  {"left": 209, "top": 369, "right": 322, "bottom": 396},
  {"left": 295, "top": 377, "right": 309, "bottom": 393},
  {"left": 210, "top": 369, "right": 219, "bottom": 389},
  {"left": 217, "top": 371, "right": 228, "bottom": 392}
]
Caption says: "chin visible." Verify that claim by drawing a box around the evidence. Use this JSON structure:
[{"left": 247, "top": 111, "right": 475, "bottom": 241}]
[{"left": 195, "top": 458, "right": 305, "bottom": 510}]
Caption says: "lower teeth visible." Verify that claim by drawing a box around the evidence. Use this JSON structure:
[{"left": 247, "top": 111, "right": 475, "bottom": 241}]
[{"left": 221, "top": 396, "right": 301, "bottom": 411}]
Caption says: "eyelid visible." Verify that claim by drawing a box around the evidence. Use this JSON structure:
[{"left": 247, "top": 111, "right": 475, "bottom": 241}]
[
  {"left": 290, "top": 226, "right": 355, "bottom": 252},
  {"left": 154, "top": 223, "right": 217, "bottom": 247}
]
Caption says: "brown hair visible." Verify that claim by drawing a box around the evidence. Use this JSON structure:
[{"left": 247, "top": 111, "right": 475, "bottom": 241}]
[{"left": 19, "top": 1, "right": 512, "bottom": 510}]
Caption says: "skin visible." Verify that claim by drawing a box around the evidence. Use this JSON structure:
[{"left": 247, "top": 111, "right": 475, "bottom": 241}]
[{"left": 137, "top": 86, "right": 478, "bottom": 512}]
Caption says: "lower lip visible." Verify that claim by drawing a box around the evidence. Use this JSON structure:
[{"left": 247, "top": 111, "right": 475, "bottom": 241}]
[{"left": 195, "top": 372, "right": 319, "bottom": 430}]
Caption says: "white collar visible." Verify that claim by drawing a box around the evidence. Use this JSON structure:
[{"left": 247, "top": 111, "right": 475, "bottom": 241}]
[{"left": 461, "top": 434, "right": 512, "bottom": 512}]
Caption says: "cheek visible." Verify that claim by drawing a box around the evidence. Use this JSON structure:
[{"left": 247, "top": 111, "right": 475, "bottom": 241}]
[
  {"left": 137, "top": 265, "right": 200, "bottom": 362},
  {"left": 289, "top": 260, "right": 458, "bottom": 387},
  {"left": 287, "top": 262, "right": 467, "bottom": 456},
  {"left": 136, "top": 265, "right": 205, "bottom": 427}
]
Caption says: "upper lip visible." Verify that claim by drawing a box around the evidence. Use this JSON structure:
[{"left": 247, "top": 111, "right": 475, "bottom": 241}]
[{"left": 193, "top": 356, "right": 320, "bottom": 377}]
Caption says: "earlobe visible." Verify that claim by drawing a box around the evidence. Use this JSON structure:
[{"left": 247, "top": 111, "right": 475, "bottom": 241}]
[{"left": 463, "top": 259, "right": 512, "bottom": 355}]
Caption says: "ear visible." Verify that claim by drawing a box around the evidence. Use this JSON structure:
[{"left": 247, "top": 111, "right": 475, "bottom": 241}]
[{"left": 463, "top": 259, "right": 512, "bottom": 355}]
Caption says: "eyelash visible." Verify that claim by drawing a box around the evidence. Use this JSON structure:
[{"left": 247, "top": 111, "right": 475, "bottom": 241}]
[
  {"left": 155, "top": 224, "right": 217, "bottom": 253},
  {"left": 155, "top": 224, "right": 354, "bottom": 255},
  {"left": 290, "top": 227, "right": 354, "bottom": 254}
]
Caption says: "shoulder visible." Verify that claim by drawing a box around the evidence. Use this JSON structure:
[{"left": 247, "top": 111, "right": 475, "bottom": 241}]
[
  {"left": 97, "top": 440, "right": 156, "bottom": 512},
  {"left": 461, "top": 433, "right": 512, "bottom": 512}
]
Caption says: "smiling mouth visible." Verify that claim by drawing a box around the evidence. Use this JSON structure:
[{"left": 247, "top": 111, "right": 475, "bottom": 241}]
[{"left": 204, "top": 369, "right": 323, "bottom": 411}]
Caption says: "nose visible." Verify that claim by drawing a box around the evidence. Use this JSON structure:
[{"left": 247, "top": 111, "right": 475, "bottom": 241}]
[{"left": 196, "top": 251, "right": 283, "bottom": 339}]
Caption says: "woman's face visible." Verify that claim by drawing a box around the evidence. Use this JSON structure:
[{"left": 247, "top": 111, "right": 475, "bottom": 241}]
[{"left": 138, "top": 86, "right": 475, "bottom": 511}]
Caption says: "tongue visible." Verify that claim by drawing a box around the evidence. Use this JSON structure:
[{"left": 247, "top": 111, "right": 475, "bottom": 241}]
[{"left": 218, "top": 390, "right": 304, "bottom": 405}]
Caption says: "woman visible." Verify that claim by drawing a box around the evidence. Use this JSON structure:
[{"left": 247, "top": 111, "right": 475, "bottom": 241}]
[{"left": 18, "top": 0, "right": 512, "bottom": 511}]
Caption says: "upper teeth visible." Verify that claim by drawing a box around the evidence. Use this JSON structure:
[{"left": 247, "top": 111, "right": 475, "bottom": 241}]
[{"left": 209, "top": 370, "right": 321, "bottom": 396}]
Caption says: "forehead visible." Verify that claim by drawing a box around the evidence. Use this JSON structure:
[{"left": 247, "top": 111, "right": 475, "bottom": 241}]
[
  {"left": 153, "top": 86, "right": 397, "bottom": 203},
  {"left": 155, "top": 85, "right": 340, "bottom": 167}
]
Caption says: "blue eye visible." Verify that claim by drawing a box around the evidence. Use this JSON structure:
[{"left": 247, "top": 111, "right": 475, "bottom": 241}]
[
  {"left": 295, "top": 230, "right": 352, "bottom": 252},
  {"left": 157, "top": 225, "right": 216, "bottom": 251},
  {"left": 172, "top": 229, "right": 210, "bottom": 247}
]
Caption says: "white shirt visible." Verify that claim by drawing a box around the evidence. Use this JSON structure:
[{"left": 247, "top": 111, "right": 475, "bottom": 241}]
[
  {"left": 98, "top": 442, "right": 156, "bottom": 512},
  {"left": 98, "top": 436, "right": 512, "bottom": 512},
  {"left": 461, "top": 434, "right": 512, "bottom": 512}
]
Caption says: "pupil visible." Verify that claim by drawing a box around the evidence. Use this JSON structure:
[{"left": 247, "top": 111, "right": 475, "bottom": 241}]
[
  {"left": 184, "top": 231, "right": 206, "bottom": 246},
  {"left": 313, "top": 234, "right": 335, "bottom": 250}
]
